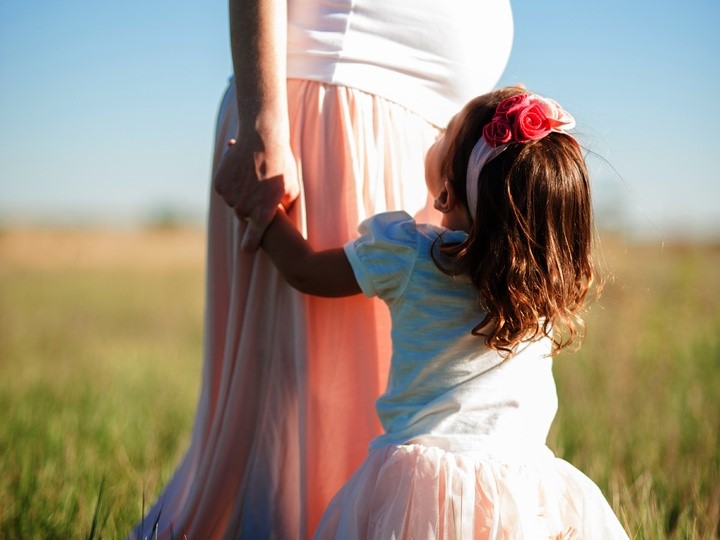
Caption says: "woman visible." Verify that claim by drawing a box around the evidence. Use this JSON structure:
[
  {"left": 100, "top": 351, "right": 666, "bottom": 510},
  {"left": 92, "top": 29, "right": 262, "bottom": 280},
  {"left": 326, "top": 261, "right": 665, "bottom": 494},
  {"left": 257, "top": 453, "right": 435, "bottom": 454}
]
[{"left": 133, "top": 1, "right": 513, "bottom": 538}]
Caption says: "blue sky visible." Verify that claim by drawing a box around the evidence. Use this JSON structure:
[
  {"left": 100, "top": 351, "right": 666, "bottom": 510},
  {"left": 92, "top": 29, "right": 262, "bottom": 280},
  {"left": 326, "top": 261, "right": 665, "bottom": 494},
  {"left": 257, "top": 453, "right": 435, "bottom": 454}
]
[{"left": 1, "top": 1, "right": 718, "bottom": 238}]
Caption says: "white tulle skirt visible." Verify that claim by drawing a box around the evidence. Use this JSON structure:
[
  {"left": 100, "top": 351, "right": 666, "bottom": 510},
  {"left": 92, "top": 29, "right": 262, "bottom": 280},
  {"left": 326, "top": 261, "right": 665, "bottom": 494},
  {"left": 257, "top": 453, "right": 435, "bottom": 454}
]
[{"left": 314, "top": 443, "right": 629, "bottom": 540}]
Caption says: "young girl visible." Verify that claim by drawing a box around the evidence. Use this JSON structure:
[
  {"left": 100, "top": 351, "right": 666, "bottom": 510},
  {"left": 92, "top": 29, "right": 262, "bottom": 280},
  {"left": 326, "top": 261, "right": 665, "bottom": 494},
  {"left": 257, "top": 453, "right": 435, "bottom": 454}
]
[{"left": 259, "top": 87, "right": 629, "bottom": 538}]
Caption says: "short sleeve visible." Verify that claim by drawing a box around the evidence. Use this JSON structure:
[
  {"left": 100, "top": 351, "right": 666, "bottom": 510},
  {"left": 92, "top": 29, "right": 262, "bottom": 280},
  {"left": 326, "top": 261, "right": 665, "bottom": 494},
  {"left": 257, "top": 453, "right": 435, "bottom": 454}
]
[{"left": 343, "top": 211, "right": 419, "bottom": 302}]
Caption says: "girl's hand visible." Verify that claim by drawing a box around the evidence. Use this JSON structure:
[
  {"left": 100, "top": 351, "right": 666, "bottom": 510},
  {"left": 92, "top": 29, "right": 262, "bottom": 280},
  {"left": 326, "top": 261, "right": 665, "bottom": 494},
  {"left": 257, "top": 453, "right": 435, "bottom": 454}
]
[{"left": 213, "top": 131, "right": 299, "bottom": 252}]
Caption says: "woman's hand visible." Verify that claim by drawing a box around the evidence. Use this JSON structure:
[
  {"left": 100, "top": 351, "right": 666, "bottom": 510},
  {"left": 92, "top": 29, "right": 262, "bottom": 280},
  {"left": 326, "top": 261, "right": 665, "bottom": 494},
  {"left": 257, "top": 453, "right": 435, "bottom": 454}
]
[
  {"left": 217, "top": 0, "right": 294, "bottom": 251},
  {"left": 213, "top": 128, "right": 299, "bottom": 252}
]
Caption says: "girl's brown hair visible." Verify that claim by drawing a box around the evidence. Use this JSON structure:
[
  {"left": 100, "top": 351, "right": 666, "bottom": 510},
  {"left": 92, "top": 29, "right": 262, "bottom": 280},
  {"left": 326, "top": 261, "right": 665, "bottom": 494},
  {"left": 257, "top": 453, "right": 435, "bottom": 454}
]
[{"left": 439, "top": 87, "right": 595, "bottom": 355}]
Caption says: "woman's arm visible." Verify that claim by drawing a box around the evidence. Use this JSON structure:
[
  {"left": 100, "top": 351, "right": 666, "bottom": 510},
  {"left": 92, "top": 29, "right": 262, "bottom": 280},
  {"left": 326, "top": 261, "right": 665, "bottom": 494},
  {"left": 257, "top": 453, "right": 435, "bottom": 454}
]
[
  {"left": 230, "top": 0, "right": 288, "bottom": 149},
  {"left": 262, "top": 211, "right": 362, "bottom": 298},
  {"left": 214, "top": 0, "right": 300, "bottom": 252}
]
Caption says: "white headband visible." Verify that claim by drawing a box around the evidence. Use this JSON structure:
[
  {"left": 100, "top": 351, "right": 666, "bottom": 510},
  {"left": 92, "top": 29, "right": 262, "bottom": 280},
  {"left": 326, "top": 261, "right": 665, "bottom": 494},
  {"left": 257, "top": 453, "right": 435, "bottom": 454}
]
[
  {"left": 465, "top": 139, "right": 508, "bottom": 220},
  {"left": 465, "top": 93, "right": 576, "bottom": 220}
]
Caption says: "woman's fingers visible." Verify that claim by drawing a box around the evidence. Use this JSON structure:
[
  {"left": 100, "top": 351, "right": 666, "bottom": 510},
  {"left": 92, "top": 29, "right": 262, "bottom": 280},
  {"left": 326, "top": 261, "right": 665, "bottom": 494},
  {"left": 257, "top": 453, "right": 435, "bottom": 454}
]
[{"left": 213, "top": 136, "right": 299, "bottom": 252}]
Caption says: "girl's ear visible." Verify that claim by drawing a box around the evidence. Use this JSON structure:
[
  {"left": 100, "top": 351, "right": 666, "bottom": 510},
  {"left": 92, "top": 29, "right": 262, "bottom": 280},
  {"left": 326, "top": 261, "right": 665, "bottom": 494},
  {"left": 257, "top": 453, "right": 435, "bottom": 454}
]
[
  {"left": 433, "top": 180, "right": 460, "bottom": 214},
  {"left": 432, "top": 187, "right": 450, "bottom": 213}
]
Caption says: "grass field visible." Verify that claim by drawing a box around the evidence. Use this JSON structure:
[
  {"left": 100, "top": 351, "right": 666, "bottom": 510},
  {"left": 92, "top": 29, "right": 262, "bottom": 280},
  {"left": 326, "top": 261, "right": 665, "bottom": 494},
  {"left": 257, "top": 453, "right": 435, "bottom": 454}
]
[{"left": 0, "top": 227, "right": 718, "bottom": 539}]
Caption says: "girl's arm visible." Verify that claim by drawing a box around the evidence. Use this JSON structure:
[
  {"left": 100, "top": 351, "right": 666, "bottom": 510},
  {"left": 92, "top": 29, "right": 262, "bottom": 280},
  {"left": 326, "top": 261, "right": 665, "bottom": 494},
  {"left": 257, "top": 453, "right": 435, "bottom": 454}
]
[{"left": 262, "top": 211, "right": 362, "bottom": 297}]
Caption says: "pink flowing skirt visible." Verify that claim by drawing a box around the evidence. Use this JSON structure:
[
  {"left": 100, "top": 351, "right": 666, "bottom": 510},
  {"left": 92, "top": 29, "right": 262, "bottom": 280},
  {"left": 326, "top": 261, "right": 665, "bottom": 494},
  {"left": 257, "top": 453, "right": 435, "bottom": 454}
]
[
  {"left": 314, "top": 444, "right": 628, "bottom": 539},
  {"left": 130, "top": 79, "right": 441, "bottom": 539}
]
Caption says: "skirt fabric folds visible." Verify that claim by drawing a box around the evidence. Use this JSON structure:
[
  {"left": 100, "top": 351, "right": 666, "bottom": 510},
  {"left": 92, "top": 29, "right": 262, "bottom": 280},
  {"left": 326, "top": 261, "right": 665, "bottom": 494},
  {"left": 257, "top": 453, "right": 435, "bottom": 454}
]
[
  {"left": 314, "top": 444, "right": 629, "bottom": 540},
  {"left": 130, "top": 79, "right": 440, "bottom": 540}
]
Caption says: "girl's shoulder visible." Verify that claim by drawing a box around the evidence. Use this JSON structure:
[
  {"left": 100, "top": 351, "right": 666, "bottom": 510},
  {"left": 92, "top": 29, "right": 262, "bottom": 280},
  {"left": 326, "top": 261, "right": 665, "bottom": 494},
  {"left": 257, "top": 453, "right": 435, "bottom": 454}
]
[
  {"left": 358, "top": 211, "right": 419, "bottom": 245},
  {"left": 347, "top": 211, "right": 470, "bottom": 303},
  {"left": 347, "top": 212, "right": 430, "bottom": 302},
  {"left": 359, "top": 211, "right": 466, "bottom": 247}
]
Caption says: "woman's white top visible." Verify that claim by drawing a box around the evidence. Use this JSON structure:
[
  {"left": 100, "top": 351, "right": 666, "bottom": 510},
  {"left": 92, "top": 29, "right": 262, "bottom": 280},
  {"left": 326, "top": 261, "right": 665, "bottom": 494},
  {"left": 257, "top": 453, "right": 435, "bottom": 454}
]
[
  {"left": 344, "top": 212, "right": 559, "bottom": 458},
  {"left": 287, "top": 0, "right": 514, "bottom": 127}
]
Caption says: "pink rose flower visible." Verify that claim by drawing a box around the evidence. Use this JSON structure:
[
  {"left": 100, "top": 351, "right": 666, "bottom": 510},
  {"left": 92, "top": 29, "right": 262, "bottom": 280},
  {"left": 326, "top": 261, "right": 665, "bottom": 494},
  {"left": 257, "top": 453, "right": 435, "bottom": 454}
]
[
  {"left": 534, "top": 96, "right": 576, "bottom": 130},
  {"left": 483, "top": 119, "right": 513, "bottom": 147},
  {"left": 534, "top": 96, "right": 559, "bottom": 118},
  {"left": 512, "top": 102, "right": 551, "bottom": 142}
]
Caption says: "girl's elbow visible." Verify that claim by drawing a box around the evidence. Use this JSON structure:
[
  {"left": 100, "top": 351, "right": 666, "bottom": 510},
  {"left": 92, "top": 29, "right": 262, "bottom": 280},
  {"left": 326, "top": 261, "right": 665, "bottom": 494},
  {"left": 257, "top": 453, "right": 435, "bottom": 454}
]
[
  {"left": 282, "top": 269, "right": 351, "bottom": 297},
  {"left": 281, "top": 266, "right": 316, "bottom": 295},
  {"left": 285, "top": 274, "right": 312, "bottom": 294}
]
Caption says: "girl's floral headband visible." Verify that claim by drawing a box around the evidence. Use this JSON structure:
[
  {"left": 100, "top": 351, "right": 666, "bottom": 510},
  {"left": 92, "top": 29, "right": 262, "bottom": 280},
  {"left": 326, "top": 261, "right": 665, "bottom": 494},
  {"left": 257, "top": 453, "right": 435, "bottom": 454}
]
[{"left": 465, "top": 93, "right": 576, "bottom": 219}]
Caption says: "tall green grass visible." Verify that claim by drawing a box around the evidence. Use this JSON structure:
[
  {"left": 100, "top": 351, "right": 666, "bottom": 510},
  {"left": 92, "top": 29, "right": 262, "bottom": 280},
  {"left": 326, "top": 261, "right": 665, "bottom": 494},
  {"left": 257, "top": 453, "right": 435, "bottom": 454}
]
[
  {"left": 550, "top": 239, "right": 720, "bottom": 538},
  {"left": 0, "top": 229, "right": 718, "bottom": 538},
  {"left": 0, "top": 229, "right": 204, "bottom": 538}
]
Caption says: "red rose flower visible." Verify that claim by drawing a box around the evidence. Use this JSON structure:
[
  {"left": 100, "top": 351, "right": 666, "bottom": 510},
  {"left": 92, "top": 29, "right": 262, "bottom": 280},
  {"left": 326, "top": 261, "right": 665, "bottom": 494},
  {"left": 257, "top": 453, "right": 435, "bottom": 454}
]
[
  {"left": 495, "top": 94, "right": 531, "bottom": 119},
  {"left": 483, "top": 93, "right": 575, "bottom": 148},
  {"left": 483, "top": 119, "right": 513, "bottom": 147},
  {"left": 512, "top": 102, "right": 551, "bottom": 143}
]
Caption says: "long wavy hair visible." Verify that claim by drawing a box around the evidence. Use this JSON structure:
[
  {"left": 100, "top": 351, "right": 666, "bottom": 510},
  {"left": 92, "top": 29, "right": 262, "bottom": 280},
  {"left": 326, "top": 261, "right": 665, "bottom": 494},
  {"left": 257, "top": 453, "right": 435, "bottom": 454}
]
[{"left": 437, "top": 87, "right": 596, "bottom": 356}]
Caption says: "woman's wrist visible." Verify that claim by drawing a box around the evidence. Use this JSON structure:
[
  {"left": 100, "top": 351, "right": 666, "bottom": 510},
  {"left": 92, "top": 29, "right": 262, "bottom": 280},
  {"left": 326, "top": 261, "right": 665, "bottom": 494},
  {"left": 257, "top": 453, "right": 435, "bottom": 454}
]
[
  {"left": 234, "top": 106, "right": 290, "bottom": 153},
  {"left": 255, "top": 99, "right": 290, "bottom": 137}
]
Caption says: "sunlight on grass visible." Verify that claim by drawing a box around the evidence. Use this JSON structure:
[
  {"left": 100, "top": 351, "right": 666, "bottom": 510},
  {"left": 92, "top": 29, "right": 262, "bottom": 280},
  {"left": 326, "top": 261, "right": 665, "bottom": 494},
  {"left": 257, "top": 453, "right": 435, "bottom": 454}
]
[
  {"left": 0, "top": 227, "right": 204, "bottom": 538},
  {"left": 0, "top": 227, "right": 718, "bottom": 538}
]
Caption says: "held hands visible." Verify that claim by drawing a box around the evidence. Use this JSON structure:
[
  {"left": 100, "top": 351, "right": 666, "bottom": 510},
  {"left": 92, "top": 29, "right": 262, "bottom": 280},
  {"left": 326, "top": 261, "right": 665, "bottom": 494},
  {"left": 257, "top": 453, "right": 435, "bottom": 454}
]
[{"left": 213, "top": 131, "right": 299, "bottom": 252}]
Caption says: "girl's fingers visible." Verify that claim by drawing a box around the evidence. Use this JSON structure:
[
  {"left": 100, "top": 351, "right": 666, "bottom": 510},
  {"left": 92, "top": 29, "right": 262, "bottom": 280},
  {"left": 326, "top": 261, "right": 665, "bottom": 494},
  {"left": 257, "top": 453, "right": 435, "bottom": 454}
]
[
  {"left": 237, "top": 176, "right": 285, "bottom": 252},
  {"left": 240, "top": 221, "right": 265, "bottom": 253}
]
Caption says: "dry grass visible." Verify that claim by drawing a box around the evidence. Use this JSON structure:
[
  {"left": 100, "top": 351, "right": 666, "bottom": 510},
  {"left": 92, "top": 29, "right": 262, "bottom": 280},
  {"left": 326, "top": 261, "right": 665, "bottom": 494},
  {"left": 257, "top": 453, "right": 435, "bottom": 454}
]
[
  {"left": 0, "top": 226, "right": 205, "bottom": 270},
  {"left": 0, "top": 227, "right": 718, "bottom": 538}
]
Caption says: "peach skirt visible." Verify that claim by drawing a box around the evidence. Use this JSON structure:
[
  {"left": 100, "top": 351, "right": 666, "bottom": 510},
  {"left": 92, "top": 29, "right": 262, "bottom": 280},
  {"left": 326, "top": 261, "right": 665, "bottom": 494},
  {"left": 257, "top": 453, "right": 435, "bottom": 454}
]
[{"left": 130, "top": 79, "right": 441, "bottom": 540}]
